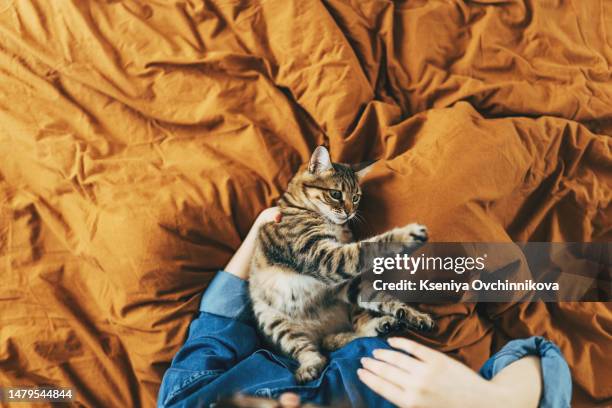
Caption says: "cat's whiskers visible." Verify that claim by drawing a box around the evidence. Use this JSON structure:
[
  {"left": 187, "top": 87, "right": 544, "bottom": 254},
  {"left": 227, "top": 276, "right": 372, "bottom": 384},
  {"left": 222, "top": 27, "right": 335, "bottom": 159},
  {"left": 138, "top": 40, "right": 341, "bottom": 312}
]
[{"left": 349, "top": 211, "right": 366, "bottom": 227}]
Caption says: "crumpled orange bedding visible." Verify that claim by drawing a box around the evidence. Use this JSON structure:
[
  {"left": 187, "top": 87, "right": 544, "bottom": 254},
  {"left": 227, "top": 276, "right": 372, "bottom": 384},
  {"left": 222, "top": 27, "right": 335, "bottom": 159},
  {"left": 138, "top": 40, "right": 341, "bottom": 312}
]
[{"left": 0, "top": 1, "right": 610, "bottom": 407}]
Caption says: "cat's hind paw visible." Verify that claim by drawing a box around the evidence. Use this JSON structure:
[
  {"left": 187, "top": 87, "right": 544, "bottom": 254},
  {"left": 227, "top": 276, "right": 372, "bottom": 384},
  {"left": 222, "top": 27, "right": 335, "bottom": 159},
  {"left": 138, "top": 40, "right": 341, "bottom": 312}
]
[
  {"left": 374, "top": 315, "right": 403, "bottom": 335},
  {"left": 294, "top": 354, "right": 327, "bottom": 384},
  {"left": 396, "top": 306, "right": 436, "bottom": 331}
]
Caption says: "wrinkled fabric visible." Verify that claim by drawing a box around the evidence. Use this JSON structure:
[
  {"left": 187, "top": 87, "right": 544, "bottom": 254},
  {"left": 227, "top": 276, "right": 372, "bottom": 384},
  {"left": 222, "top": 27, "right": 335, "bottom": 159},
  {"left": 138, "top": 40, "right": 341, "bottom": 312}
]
[
  {"left": 0, "top": 1, "right": 610, "bottom": 407},
  {"left": 480, "top": 336, "right": 572, "bottom": 408}
]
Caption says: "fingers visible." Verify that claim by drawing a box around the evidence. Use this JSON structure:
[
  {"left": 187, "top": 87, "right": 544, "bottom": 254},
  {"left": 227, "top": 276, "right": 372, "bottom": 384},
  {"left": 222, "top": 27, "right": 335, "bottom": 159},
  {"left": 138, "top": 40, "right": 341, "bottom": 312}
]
[
  {"left": 255, "top": 207, "right": 282, "bottom": 225},
  {"left": 388, "top": 337, "right": 441, "bottom": 363},
  {"left": 361, "top": 357, "right": 409, "bottom": 388},
  {"left": 357, "top": 368, "right": 406, "bottom": 407},
  {"left": 278, "top": 392, "right": 300, "bottom": 408},
  {"left": 371, "top": 348, "right": 424, "bottom": 372},
  {"left": 360, "top": 341, "right": 438, "bottom": 407}
]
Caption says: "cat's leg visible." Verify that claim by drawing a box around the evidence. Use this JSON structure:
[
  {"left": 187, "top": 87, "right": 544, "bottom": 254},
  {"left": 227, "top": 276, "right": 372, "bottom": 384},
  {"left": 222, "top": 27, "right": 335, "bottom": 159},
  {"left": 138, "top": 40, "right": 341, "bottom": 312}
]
[
  {"left": 361, "top": 223, "right": 429, "bottom": 245},
  {"left": 257, "top": 311, "right": 327, "bottom": 384},
  {"left": 354, "top": 223, "right": 434, "bottom": 329},
  {"left": 321, "top": 332, "right": 359, "bottom": 351},
  {"left": 265, "top": 220, "right": 428, "bottom": 285},
  {"left": 321, "top": 310, "right": 401, "bottom": 351},
  {"left": 353, "top": 309, "right": 402, "bottom": 336},
  {"left": 293, "top": 344, "right": 328, "bottom": 384},
  {"left": 358, "top": 291, "right": 435, "bottom": 331},
  {"left": 335, "top": 277, "right": 435, "bottom": 331}
]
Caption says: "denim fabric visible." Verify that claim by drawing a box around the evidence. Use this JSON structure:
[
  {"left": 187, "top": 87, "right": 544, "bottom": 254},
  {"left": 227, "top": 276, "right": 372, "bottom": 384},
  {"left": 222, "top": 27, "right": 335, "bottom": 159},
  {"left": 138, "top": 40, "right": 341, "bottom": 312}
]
[
  {"left": 158, "top": 271, "right": 573, "bottom": 408},
  {"left": 480, "top": 337, "right": 572, "bottom": 408},
  {"left": 199, "top": 271, "right": 253, "bottom": 323}
]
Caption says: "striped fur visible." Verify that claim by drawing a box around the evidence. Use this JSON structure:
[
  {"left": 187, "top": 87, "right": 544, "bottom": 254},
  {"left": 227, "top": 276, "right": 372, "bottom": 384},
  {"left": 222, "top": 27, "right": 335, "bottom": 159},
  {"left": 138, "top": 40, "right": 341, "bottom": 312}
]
[{"left": 249, "top": 147, "right": 434, "bottom": 383}]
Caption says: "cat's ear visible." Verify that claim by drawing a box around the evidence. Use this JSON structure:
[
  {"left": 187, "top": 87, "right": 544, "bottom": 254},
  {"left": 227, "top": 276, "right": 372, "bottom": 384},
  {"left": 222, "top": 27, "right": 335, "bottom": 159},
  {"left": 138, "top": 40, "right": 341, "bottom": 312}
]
[
  {"left": 351, "top": 160, "right": 377, "bottom": 182},
  {"left": 308, "top": 146, "right": 333, "bottom": 174}
]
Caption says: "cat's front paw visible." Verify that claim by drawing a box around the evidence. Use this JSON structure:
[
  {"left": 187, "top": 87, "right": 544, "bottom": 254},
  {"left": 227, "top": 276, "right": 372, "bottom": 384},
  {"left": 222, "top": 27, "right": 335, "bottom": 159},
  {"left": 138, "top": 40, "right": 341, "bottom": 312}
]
[
  {"left": 395, "top": 223, "right": 428, "bottom": 243},
  {"left": 396, "top": 305, "right": 435, "bottom": 331},
  {"left": 295, "top": 354, "right": 327, "bottom": 384}
]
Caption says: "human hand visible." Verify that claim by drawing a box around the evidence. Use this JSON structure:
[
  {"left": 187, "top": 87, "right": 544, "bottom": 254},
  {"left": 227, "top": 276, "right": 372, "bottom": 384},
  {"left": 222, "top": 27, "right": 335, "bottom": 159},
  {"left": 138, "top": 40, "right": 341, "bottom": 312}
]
[
  {"left": 254, "top": 206, "right": 282, "bottom": 227},
  {"left": 358, "top": 338, "right": 503, "bottom": 408},
  {"left": 278, "top": 393, "right": 301, "bottom": 407},
  {"left": 216, "top": 392, "right": 312, "bottom": 407}
]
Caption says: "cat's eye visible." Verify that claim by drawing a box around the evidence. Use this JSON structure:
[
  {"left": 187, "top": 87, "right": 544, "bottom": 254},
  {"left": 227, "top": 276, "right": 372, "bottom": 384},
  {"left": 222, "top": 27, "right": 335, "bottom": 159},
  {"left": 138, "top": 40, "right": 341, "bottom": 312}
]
[
  {"left": 330, "top": 190, "right": 342, "bottom": 200},
  {"left": 352, "top": 194, "right": 360, "bottom": 203}
]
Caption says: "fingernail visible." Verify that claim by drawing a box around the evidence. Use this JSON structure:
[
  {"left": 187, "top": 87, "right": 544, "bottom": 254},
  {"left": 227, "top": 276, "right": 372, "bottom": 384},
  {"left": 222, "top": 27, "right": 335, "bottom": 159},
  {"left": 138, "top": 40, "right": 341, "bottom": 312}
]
[
  {"left": 360, "top": 357, "right": 370, "bottom": 366},
  {"left": 372, "top": 349, "right": 382, "bottom": 358},
  {"left": 357, "top": 368, "right": 365, "bottom": 376}
]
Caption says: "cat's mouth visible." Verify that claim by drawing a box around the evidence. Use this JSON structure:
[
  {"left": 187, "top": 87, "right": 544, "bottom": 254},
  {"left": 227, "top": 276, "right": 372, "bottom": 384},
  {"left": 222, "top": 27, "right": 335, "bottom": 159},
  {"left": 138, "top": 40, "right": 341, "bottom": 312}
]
[{"left": 328, "top": 212, "right": 354, "bottom": 225}]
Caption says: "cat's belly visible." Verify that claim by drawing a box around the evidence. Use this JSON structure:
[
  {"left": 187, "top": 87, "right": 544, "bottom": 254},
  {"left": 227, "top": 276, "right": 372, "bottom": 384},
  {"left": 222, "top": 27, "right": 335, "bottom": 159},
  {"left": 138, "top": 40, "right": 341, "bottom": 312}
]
[{"left": 250, "top": 266, "right": 351, "bottom": 336}]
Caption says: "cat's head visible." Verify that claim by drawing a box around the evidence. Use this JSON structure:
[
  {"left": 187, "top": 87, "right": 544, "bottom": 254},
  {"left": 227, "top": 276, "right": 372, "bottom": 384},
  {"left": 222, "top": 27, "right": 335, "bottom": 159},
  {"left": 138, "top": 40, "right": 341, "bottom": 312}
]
[{"left": 280, "top": 146, "right": 371, "bottom": 224}]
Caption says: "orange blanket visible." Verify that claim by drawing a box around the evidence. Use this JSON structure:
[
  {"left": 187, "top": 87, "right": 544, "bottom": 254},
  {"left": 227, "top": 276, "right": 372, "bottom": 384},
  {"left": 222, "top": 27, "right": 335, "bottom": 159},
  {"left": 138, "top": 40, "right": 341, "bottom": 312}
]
[{"left": 0, "top": 1, "right": 610, "bottom": 406}]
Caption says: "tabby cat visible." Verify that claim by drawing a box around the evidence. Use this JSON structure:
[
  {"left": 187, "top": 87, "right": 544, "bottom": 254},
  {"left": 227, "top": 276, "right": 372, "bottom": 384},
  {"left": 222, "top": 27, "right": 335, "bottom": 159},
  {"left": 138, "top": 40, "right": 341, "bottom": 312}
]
[{"left": 249, "top": 146, "right": 434, "bottom": 383}]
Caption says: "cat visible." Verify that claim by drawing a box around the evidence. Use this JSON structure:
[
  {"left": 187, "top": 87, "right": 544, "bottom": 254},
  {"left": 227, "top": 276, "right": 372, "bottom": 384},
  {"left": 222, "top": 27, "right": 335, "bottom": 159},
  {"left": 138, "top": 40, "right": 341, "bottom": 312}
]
[{"left": 249, "top": 146, "right": 435, "bottom": 384}]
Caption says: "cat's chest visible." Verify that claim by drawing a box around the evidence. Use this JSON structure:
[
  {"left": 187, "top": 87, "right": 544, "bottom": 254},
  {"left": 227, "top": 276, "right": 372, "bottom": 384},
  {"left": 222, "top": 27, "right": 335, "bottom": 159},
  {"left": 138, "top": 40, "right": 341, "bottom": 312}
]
[
  {"left": 319, "top": 223, "right": 353, "bottom": 243},
  {"left": 250, "top": 266, "right": 339, "bottom": 316},
  {"left": 253, "top": 267, "right": 326, "bottom": 300}
]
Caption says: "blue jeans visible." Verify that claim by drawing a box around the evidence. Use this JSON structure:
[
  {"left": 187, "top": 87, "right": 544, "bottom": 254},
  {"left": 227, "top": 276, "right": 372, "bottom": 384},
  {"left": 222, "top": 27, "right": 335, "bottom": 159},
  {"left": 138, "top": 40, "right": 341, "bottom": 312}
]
[{"left": 158, "top": 272, "right": 573, "bottom": 407}]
